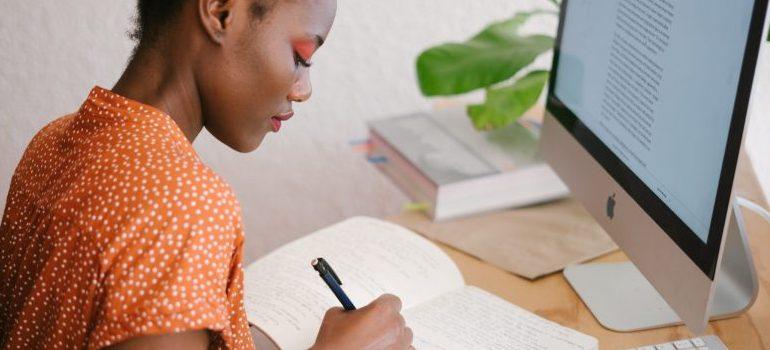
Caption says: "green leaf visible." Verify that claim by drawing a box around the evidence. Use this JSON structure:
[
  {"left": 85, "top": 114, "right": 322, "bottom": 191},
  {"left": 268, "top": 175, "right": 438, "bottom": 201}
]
[
  {"left": 467, "top": 70, "right": 549, "bottom": 130},
  {"left": 416, "top": 12, "right": 554, "bottom": 96}
]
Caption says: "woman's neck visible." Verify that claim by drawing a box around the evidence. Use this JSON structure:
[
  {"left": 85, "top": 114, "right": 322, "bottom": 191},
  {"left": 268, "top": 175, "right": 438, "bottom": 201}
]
[{"left": 113, "top": 45, "right": 203, "bottom": 143}]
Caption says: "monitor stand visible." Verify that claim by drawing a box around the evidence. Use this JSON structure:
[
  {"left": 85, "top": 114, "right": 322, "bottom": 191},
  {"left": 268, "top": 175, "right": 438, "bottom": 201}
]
[{"left": 563, "top": 200, "right": 759, "bottom": 332}]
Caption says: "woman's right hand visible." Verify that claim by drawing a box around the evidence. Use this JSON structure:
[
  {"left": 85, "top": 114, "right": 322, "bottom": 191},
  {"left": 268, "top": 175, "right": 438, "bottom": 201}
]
[{"left": 311, "top": 294, "right": 414, "bottom": 350}]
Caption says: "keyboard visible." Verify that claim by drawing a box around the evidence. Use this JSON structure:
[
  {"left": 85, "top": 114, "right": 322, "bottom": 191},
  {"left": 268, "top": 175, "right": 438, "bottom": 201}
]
[{"left": 627, "top": 335, "right": 726, "bottom": 350}]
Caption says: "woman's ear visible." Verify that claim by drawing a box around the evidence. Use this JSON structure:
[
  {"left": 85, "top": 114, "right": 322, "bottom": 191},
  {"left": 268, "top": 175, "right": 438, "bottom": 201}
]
[{"left": 198, "top": 0, "right": 236, "bottom": 44}]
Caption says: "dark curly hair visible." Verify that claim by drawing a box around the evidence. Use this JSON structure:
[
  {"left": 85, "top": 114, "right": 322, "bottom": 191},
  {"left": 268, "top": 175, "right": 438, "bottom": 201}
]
[
  {"left": 130, "top": 0, "right": 186, "bottom": 45},
  {"left": 131, "top": 0, "right": 274, "bottom": 47}
]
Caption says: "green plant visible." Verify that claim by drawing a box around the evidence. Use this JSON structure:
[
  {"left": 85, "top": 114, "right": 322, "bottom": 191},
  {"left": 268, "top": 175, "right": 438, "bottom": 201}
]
[
  {"left": 415, "top": 3, "right": 559, "bottom": 131},
  {"left": 417, "top": 4, "right": 769, "bottom": 131}
]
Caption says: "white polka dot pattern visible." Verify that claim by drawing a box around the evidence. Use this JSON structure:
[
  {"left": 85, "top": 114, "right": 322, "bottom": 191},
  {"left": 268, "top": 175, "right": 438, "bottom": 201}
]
[{"left": 0, "top": 87, "right": 254, "bottom": 350}]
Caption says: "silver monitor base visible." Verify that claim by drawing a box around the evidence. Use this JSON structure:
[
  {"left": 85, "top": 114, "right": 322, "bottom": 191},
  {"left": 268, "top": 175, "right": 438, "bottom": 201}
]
[{"left": 564, "top": 201, "right": 759, "bottom": 332}]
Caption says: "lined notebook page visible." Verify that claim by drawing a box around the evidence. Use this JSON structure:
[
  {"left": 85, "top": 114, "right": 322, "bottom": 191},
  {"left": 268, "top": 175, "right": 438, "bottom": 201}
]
[
  {"left": 404, "top": 286, "right": 598, "bottom": 350},
  {"left": 243, "top": 217, "right": 464, "bottom": 350}
]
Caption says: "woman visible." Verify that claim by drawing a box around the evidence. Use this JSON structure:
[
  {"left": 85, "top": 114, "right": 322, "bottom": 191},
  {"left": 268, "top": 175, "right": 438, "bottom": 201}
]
[{"left": 0, "top": 0, "right": 413, "bottom": 349}]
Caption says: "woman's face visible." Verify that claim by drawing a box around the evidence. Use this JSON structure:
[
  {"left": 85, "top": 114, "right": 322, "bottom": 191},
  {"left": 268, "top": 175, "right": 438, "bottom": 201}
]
[{"left": 197, "top": 0, "right": 337, "bottom": 152}]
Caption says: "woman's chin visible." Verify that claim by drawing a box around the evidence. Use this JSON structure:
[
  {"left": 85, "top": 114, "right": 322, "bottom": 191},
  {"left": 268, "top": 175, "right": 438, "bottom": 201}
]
[
  {"left": 206, "top": 122, "right": 271, "bottom": 153},
  {"left": 217, "top": 132, "right": 268, "bottom": 154}
]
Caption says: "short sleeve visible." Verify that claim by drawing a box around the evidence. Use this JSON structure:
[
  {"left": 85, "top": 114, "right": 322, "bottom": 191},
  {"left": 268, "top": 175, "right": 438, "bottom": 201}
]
[{"left": 86, "top": 185, "right": 251, "bottom": 350}]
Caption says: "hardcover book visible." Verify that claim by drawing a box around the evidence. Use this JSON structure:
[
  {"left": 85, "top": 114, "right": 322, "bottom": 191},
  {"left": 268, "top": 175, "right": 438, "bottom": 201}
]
[{"left": 368, "top": 108, "right": 568, "bottom": 221}]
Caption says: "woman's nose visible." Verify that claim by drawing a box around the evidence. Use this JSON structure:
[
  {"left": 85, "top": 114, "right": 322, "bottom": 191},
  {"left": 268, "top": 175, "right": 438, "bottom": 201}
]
[{"left": 289, "top": 72, "right": 312, "bottom": 102}]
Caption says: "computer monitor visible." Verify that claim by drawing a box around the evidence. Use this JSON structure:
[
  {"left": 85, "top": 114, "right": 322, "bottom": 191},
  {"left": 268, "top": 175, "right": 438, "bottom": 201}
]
[{"left": 540, "top": 0, "right": 768, "bottom": 334}]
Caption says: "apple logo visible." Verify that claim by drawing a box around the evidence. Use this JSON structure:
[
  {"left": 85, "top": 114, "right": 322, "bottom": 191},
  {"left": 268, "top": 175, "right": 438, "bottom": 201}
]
[{"left": 606, "top": 194, "right": 616, "bottom": 219}]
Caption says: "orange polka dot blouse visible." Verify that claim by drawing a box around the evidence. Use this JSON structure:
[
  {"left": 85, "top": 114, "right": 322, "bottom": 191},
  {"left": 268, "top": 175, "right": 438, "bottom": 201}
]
[{"left": 0, "top": 87, "right": 255, "bottom": 350}]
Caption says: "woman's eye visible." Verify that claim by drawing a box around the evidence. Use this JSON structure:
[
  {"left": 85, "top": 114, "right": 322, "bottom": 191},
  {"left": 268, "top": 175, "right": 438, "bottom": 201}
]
[{"left": 294, "top": 51, "right": 312, "bottom": 68}]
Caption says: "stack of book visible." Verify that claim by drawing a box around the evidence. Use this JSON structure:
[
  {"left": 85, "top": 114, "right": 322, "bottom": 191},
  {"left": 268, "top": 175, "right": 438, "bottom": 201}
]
[{"left": 368, "top": 108, "right": 568, "bottom": 221}]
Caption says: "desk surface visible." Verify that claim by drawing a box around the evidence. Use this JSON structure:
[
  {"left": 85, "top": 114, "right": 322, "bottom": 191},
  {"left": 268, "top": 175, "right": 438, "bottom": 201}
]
[
  {"left": 390, "top": 151, "right": 770, "bottom": 350},
  {"left": 251, "top": 153, "right": 769, "bottom": 349}
]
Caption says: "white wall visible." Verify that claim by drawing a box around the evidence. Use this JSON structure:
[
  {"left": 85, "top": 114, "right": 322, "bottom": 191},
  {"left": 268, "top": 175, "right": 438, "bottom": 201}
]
[{"left": 1, "top": 1, "right": 768, "bottom": 264}]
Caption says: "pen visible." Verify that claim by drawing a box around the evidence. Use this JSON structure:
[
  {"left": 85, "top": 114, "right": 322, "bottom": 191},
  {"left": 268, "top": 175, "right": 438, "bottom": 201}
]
[{"left": 311, "top": 257, "right": 356, "bottom": 310}]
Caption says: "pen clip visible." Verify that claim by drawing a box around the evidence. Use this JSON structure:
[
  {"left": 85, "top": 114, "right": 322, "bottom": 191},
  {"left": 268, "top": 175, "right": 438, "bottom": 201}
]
[{"left": 313, "top": 257, "right": 343, "bottom": 285}]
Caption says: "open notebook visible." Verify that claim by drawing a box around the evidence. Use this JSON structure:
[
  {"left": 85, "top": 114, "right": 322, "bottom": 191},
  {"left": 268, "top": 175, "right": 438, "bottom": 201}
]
[{"left": 243, "top": 217, "right": 598, "bottom": 350}]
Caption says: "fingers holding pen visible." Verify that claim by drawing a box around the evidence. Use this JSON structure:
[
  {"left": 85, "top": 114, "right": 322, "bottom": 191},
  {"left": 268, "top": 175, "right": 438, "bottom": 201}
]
[{"left": 312, "top": 294, "right": 414, "bottom": 350}]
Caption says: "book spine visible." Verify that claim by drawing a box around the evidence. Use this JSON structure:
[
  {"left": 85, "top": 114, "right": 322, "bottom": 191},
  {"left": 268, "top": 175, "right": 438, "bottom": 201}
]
[{"left": 368, "top": 131, "right": 439, "bottom": 218}]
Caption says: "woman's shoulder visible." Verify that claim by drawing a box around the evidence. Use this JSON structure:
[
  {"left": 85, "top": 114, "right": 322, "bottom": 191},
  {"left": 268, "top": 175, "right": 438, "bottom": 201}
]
[
  {"left": 75, "top": 150, "right": 244, "bottom": 253},
  {"left": 20, "top": 113, "right": 77, "bottom": 156},
  {"left": 115, "top": 150, "right": 240, "bottom": 216},
  {"left": 78, "top": 130, "right": 243, "bottom": 231},
  {"left": 88, "top": 117, "right": 239, "bottom": 205}
]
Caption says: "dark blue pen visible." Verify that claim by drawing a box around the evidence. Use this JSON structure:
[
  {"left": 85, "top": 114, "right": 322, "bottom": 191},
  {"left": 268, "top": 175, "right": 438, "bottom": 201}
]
[{"left": 312, "top": 258, "right": 356, "bottom": 310}]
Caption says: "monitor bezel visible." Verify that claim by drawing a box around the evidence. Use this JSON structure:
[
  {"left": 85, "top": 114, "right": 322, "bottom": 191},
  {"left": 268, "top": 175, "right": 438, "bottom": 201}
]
[{"left": 546, "top": 0, "right": 768, "bottom": 279}]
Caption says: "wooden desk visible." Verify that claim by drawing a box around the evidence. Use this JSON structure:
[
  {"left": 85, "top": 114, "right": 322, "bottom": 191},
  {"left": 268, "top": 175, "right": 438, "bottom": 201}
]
[
  {"left": 390, "top": 152, "right": 770, "bottom": 350},
  {"left": 251, "top": 153, "right": 768, "bottom": 349}
]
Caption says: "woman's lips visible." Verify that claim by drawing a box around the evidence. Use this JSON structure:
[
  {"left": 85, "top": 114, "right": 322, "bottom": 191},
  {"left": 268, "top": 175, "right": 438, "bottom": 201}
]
[
  {"left": 270, "top": 117, "right": 281, "bottom": 132},
  {"left": 274, "top": 111, "right": 294, "bottom": 121},
  {"left": 270, "top": 111, "right": 294, "bottom": 132}
]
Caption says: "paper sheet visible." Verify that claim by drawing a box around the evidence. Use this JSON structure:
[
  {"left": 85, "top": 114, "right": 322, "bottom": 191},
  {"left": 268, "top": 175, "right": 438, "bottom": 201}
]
[
  {"left": 404, "top": 286, "right": 598, "bottom": 350},
  {"left": 393, "top": 199, "right": 618, "bottom": 279},
  {"left": 243, "top": 217, "right": 464, "bottom": 350}
]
